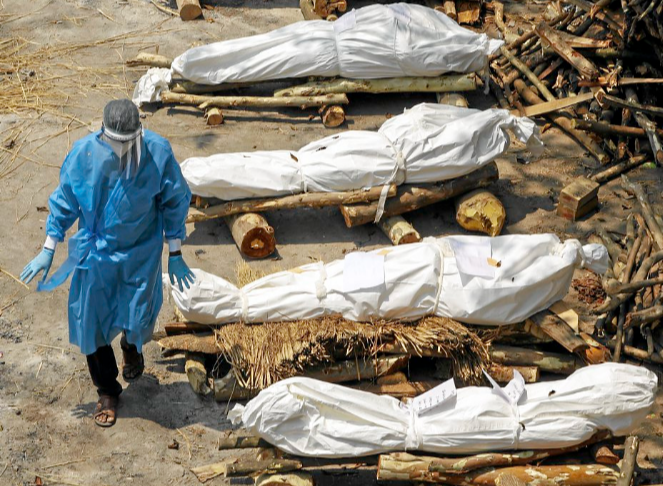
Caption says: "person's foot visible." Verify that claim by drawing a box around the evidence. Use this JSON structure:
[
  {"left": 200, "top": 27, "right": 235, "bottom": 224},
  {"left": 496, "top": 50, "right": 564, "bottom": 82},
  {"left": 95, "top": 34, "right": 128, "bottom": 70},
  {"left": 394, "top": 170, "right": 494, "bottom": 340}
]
[
  {"left": 93, "top": 395, "right": 119, "bottom": 427},
  {"left": 121, "top": 338, "right": 145, "bottom": 382}
]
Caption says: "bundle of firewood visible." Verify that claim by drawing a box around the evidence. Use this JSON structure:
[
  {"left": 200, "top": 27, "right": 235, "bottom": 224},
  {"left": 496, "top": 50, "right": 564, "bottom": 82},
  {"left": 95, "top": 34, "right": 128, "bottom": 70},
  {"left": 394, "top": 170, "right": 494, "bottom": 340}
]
[
  {"left": 593, "top": 176, "right": 663, "bottom": 365},
  {"left": 186, "top": 429, "right": 641, "bottom": 486},
  {"left": 489, "top": 0, "right": 662, "bottom": 179}
]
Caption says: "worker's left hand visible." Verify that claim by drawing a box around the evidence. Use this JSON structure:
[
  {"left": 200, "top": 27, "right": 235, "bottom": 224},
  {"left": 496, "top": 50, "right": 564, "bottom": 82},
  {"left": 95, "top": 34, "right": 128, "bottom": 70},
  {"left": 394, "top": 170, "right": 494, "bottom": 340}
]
[{"left": 168, "top": 254, "right": 195, "bottom": 292}]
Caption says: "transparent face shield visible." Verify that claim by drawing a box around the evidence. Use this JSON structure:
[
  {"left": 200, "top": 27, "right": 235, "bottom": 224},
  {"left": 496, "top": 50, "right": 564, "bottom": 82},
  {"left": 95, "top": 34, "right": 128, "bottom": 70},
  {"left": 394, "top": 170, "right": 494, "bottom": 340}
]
[{"left": 101, "top": 124, "right": 143, "bottom": 179}]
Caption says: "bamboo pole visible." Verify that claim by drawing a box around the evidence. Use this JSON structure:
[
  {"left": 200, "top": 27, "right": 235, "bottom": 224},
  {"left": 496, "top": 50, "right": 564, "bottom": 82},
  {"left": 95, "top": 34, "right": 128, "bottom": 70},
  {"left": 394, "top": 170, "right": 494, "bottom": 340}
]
[
  {"left": 187, "top": 185, "right": 397, "bottom": 223},
  {"left": 160, "top": 91, "right": 349, "bottom": 109},
  {"left": 339, "top": 163, "right": 499, "bottom": 227},
  {"left": 378, "top": 216, "right": 422, "bottom": 245},
  {"left": 274, "top": 74, "right": 477, "bottom": 97}
]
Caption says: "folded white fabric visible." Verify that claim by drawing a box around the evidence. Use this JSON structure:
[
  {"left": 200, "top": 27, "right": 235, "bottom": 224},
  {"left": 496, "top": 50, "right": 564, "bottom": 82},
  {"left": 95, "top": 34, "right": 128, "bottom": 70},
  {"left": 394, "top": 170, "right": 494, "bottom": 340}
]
[
  {"left": 228, "top": 363, "right": 657, "bottom": 458},
  {"left": 133, "top": 4, "right": 503, "bottom": 105},
  {"left": 180, "top": 103, "right": 541, "bottom": 201},
  {"left": 166, "top": 234, "right": 608, "bottom": 326}
]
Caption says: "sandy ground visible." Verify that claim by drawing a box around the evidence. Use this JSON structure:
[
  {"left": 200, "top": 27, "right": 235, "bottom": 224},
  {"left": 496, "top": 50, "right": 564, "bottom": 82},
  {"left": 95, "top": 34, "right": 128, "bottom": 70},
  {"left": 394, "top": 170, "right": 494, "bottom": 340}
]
[{"left": 0, "top": 0, "right": 662, "bottom": 485}]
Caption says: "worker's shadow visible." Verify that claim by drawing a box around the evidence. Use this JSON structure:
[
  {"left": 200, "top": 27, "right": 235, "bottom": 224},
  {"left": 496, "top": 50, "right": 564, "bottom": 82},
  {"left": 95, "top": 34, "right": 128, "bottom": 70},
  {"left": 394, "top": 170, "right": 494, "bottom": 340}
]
[{"left": 71, "top": 370, "right": 236, "bottom": 431}]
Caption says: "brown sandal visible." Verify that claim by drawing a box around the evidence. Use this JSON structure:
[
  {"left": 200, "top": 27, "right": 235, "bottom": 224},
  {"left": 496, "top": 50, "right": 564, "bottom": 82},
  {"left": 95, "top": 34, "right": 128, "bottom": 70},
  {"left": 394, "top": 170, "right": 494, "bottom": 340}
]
[
  {"left": 121, "top": 335, "right": 145, "bottom": 382},
  {"left": 94, "top": 395, "right": 119, "bottom": 428}
]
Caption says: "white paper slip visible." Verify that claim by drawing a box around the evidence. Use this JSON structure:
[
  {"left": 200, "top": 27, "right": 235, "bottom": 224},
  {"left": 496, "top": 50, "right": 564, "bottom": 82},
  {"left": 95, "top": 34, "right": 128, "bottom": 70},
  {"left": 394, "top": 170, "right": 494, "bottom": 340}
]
[
  {"left": 483, "top": 369, "right": 526, "bottom": 406},
  {"left": 410, "top": 378, "right": 456, "bottom": 414},
  {"left": 343, "top": 252, "right": 385, "bottom": 292},
  {"left": 450, "top": 238, "right": 495, "bottom": 279}
]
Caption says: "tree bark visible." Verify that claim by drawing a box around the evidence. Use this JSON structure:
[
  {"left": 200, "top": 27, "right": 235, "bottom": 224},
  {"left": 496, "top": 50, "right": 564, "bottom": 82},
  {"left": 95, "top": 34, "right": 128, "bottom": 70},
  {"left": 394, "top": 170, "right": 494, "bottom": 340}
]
[
  {"left": 185, "top": 352, "right": 210, "bottom": 396},
  {"left": 339, "top": 163, "right": 499, "bottom": 228},
  {"left": 487, "top": 364, "right": 539, "bottom": 384},
  {"left": 455, "top": 190, "right": 506, "bottom": 237},
  {"left": 225, "top": 213, "right": 276, "bottom": 259},
  {"left": 274, "top": 74, "right": 477, "bottom": 97},
  {"left": 161, "top": 91, "right": 349, "bottom": 109},
  {"left": 514, "top": 79, "right": 610, "bottom": 165},
  {"left": 377, "top": 456, "right": 619, "bottom": 485},
  {"left": 489, "top": 344, "right": 583, "bottom": 375},
  {"left": 187, "top": 185, "right": 397, "bottom": 223},
  {"left": 176, "top": 0, "right": 202, "bottom": 20},
  {"left": 378, "top": 216, "right": 422, "bottom": 245}
]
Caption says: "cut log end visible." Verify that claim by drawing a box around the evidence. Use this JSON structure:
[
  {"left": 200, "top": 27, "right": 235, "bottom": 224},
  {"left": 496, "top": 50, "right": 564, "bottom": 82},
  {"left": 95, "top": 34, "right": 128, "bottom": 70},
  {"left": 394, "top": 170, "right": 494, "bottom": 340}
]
[
  {"left": 378, "top": 216, "right": 422, "bottom": 245},
  {"left": 225, "top": 213, "right": 276, "bottom": 259},
  {"left": 205, "top": 108, "right": 224, "bottom": 125},
  {"left": 455, "top": 189, "right": 506, "bottom": 237},
  {"left": 321, "top": 105, "right": 345, "bottom": 127},
  {"left": 176, "top": 0, "right": 203, "bottom": 20}
]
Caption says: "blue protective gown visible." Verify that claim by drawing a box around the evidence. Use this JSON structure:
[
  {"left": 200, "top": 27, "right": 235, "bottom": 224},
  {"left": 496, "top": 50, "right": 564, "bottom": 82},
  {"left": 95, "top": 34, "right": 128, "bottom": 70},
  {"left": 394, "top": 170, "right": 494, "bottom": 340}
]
[{"left": 39, "top": 130, "right": 191, "bottom": 355}]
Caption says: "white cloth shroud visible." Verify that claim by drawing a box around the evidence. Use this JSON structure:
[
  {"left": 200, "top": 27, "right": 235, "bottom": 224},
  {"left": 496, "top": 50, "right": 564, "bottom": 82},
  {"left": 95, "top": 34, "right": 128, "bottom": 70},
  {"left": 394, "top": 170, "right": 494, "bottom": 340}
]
[
  {"left": 166, "top": 233, "right": 609, "bottom": 326},
  {"left": 133, "top": 3, "right": 503, "bottom": 105},
  {"left": 180, "top": 103, "right": 541, "bottom": 201},
  {"left": 228, "top": 363, "right": 658, "bottom": 458}
]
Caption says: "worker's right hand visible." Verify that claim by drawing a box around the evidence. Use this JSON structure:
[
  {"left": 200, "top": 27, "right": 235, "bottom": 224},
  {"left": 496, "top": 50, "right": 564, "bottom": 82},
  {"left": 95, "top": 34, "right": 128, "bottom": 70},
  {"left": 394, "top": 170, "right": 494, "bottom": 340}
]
[{"left": 20, "top": 248, "right": 55, "bottom": 284}]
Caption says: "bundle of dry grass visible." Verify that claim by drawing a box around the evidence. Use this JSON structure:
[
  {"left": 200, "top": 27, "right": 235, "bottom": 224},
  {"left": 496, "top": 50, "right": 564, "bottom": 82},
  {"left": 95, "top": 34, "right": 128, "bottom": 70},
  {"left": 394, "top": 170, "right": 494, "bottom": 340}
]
[{"left": 213, "top": 316, "right": 488, "bottom": 390}]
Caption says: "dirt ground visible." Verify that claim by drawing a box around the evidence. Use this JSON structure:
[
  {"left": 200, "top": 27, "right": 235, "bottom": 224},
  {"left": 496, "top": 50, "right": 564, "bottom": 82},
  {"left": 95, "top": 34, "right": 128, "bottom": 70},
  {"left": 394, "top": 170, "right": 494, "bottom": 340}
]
[{"left": 0, "top": 0, "right": 662, "bottom": 485}]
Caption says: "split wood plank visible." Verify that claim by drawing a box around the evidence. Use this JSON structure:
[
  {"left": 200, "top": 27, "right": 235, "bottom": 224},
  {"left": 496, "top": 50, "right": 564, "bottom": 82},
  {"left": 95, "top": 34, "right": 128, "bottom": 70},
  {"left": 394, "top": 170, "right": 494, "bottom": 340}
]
[
  {"left": 527, "top": 309, "right": 589, "bottom": 354},
  {"left": 518, "top": 91, "right": 595, "bottom": 118},
  {"left": 535, "top": 22, "right": 600, "bottom": 80}
]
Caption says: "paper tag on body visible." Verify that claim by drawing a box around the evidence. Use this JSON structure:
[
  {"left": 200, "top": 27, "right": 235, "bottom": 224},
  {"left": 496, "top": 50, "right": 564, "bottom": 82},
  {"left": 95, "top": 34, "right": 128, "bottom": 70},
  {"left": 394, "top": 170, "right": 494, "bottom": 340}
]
[
  {"left": 388, "top": 3, "right": 411, "bottom": 23},
  {"left": 410, "top": 378, "right": 456, "bottom": 414},
  {"left": 333, "top": 10, "right": 356, "bottom": 34},
  {"left": 450, "top": 239, "right": 496, "bottom": 279},
  {"left": 483, "top": 369, "right": 525, "bottom": 406},
  {"left": 343, "top": 252, "right": 385, "bottom": 292}
]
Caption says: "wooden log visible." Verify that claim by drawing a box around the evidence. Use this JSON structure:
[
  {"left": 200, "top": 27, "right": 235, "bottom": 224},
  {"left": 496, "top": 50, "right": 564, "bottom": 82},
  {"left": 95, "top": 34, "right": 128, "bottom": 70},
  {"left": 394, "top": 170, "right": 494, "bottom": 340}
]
[
  {"left": 175, "top": 0, "right": 202, "bottom": 20},
  {"left": 574, "top": 120, "right": 661, "bottom": 139},
  {"left": 218, "top": 432, "right": 271, "bottom": 450},
  {"left": 489, "top": 344, "right": 583, "bottom": 375},
  {"left": 535, "top": 22, "right": 600, "bottom": 80},
  {"left": 225, "top": 213, "right": 276, "bottom": 259},
  {"left": 625, "top": 87, "right": 663, "bottom": 166},
  {"left": 377, "top": 456, "right": 619, "bottom": 485},
  {"left": 355, "top": 380, "right": 440, "bottom": 399},
  {"left": 606, "top": 276, "right": 663, "bottom": 295},
  {"left": 125, "top": 52, "right": 173, "bottom": 68},
  {"left": 185, "top": 352, "right": 211, "bottom": 396},
  {"left": 205, "top": 107, "right": 224, "bottom": 126},
  {"left": 274, "top": 74, "right": 477, "bottom": 97},
  {"left": 626, "top": 305, "right": 663, "bottom": 328},
  {"left": 443, "top": 0, "right": 457, "bottom": 20},
  {"left": 158, "top": 333, "right": 218, "bottom": 354},
  {"left": 457, "top": 1, "right": 482, "bottom": 24},
  {"left": 553, "top": 30, "right": 612, "bottom": 49},
  {"left": 160, "top": 91, "right": 349, "bottom": 109},
  {"left": 557, "top": 176, "right": 600, "bottom": 221},
  {"left": 299, "top": 0, "right": 322, "bottom": 20},
  {"left": 391, "top": 431, "right": 611, "bottom": 475},
  {"left": 378, "top": 216, "right": 422, "bottom": 245},
  {"left": 622, "top": 176, "right": 663, "bottom": 250},
  {"left": 187, "top": 185, "right": 397, "bottom": 223},
  {"left": 214, "top": 370, "right": 257, "bottom": 402},
  {"left": 455, "top": 190, "right": 505, "bottom": 237},
  {"left": 437, "top": 92, "right": 469, "bottom": 108},
  {"left": 306, "top": 355, "right": 409, "bottom": 383},
  {"left": 514, "top": 80, "right": 610, "bottom": 165},
  {"left": 377, "top": 371, "right": 408, "bottom": 385},
  {"left": 563, "top": 0, "right": 622, "bottom": 34},
  {"left": 191, "top": 458, "right": 302, "bottom": 482},
  {"left": 313, "top": 0, "right": 346, "bottom": 17},
  {"left": 528, "top": 310, "right": 589, "bottom": 354},
  {"left": 617, "top": 436, "right": 640, "bottom": 486},
  {"left": 255, "top": 472, "right": 314, "bottom": 486},
  {"left": 593, "top": 445, "right": 620, "bottom": 465},
  {"left": 596, "top": 91, "right": 663, "bottom": 119},
  {"left": 500, "top": 45, "right": 556, "bottom": 102},
  {"left": 164, "top": 322, "right": 213, "bottom": 336},
  {"left": 339, "top": 162, "right": 499, "bottom": 228},
  {"left": 605, "top": 341, "right": 663, "bottom": 365},
  {"left": 320, "top": 105, "right": 344, "bottom": 128},
  {"left": 487, "top": 364, "right": 539, "bottom": 384}
]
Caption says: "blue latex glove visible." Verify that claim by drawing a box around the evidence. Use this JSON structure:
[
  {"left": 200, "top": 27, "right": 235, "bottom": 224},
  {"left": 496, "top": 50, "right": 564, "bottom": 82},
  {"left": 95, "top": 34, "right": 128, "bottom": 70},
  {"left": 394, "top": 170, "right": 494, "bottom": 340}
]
[
  {"left": 20, "top": 248, "right": 55, "bottom": 284},
  {"left": 168, "top": 255, "right": 195, "bottom": 292}
]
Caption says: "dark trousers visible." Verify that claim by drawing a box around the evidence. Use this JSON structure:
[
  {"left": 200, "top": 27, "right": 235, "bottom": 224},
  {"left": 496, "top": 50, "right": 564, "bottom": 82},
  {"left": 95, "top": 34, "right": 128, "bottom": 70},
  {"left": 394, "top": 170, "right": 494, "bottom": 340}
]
[{"left": 86, "top": 345, "right": 123, "bottom": 398}]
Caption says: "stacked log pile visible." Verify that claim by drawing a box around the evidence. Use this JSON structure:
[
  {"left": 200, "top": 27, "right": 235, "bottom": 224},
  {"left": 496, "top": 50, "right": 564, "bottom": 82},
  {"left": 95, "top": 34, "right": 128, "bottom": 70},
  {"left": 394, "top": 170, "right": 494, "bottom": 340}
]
[{"left": 488, "top": 0, "right": 663, "bottom": 182}]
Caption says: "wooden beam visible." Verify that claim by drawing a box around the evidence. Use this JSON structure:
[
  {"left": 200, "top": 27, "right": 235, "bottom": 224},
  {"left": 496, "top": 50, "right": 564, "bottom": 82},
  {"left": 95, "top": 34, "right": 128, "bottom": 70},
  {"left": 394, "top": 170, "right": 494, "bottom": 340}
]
[{"left": 528, "top": 310, "right": 589, "bottom": 354}]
